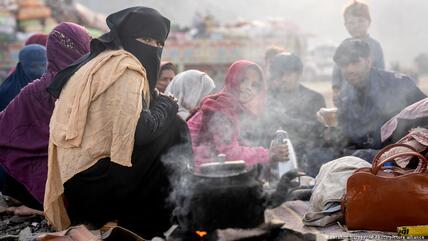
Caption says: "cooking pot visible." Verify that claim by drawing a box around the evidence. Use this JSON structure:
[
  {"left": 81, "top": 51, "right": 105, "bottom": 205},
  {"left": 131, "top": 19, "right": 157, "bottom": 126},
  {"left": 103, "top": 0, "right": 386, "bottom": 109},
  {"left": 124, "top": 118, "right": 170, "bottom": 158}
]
[{"left": 175, "top": 155, "right": 267, "bottom": 232}]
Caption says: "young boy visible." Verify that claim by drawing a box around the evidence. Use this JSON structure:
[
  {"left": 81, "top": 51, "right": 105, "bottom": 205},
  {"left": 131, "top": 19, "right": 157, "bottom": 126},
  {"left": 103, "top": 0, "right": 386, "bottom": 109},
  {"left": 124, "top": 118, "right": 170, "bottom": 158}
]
[{"left": 332, "top": 1, "right": 385, "bottom": 105}]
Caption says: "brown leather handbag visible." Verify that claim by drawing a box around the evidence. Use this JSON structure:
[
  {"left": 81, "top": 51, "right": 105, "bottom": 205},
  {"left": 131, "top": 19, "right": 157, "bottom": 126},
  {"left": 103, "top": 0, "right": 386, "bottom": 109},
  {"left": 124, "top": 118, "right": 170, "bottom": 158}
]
[{"left": 342, "top": 144, "right": 428, "bottom": 232}]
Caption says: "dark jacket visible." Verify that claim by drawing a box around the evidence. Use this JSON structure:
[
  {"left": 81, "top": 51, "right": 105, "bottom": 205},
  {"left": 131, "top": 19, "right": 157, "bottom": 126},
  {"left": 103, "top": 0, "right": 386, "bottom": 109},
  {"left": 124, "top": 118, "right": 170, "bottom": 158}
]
[
  {"left": 249, "top": 84, "right": 326, "bottom": 157},
  {"left": 337, "top": 68, "right": 426, "bottom": 149}
]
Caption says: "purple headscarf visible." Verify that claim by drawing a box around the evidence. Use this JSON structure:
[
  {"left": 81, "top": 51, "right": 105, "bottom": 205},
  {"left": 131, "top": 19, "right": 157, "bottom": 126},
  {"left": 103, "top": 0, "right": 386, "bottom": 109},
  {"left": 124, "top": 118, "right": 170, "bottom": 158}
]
[{"left": 0, "top": 22, "right": 91, "bottom": 204}]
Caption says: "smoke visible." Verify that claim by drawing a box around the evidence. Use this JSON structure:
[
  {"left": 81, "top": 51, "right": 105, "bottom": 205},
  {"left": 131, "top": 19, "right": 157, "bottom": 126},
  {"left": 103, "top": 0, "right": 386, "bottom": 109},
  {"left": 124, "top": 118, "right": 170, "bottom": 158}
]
[
  {"left": 87, "top": 0, "right": 428, "bottom": 228},
  {"left": 159, "top": 139, "right": 197, "bottom": 226}
]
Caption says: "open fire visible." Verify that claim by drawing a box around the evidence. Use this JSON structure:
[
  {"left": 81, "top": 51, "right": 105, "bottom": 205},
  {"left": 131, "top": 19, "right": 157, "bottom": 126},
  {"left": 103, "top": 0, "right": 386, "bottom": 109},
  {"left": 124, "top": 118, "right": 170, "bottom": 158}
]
[{"left": 195, "top": 230, "right": 208, "bottom": 238}]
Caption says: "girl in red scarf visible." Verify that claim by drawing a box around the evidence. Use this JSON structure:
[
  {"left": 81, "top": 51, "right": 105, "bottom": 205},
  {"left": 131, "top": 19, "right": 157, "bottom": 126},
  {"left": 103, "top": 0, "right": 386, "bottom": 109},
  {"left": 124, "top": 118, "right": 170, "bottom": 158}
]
[{"left": 188, "top": 60, "right": 287, "bottom": 169}]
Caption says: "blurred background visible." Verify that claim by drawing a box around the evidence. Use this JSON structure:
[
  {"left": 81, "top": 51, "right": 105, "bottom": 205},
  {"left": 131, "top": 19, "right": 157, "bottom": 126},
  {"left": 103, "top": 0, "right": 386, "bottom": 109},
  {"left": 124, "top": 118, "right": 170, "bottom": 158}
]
[{"left": 1, "top": 0, "right": 428, "bottom": 105}]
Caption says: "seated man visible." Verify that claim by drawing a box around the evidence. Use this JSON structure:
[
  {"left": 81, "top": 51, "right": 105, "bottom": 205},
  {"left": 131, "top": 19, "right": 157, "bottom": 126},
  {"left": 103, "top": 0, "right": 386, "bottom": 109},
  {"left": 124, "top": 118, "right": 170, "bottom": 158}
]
[
  {"left": 259, "top": 53, "right": 327, "bottom": 174},
  {"left": 323, "top": 39, "right": 426, "bottom": 161}
]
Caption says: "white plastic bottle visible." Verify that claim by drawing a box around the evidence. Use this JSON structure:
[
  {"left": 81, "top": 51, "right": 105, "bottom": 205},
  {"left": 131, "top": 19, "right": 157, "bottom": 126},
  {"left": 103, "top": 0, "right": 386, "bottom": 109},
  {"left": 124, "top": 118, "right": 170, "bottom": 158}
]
[{"left": 272, "top": 130, "right": 298, "bottom": 178}]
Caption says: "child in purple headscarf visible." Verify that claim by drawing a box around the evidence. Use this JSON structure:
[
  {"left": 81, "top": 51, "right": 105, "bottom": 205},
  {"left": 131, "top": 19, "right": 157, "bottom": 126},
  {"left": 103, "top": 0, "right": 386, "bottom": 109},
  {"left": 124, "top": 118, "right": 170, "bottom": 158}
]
[{"left": 0, "top": 22, "right": 91, "bottom": 213}]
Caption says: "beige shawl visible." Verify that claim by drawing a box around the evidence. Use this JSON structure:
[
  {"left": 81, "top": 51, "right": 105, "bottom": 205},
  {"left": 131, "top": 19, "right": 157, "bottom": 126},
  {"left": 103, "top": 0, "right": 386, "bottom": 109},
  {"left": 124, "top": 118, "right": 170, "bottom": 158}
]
[{"left": 44, "top": 50, "right": 150, "bottom": 230}]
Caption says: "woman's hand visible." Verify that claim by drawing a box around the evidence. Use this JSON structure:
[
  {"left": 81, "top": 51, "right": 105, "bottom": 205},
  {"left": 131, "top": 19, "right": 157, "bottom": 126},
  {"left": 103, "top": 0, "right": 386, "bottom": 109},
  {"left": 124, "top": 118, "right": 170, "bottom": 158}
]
[{"left": 160, "top": 90, "right": 178, "bottom": 102}]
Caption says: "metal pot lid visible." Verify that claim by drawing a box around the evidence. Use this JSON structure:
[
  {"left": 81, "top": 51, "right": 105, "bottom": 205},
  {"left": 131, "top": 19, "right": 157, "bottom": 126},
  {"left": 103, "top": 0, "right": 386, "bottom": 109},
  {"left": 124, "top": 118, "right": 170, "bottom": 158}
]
[{"left": 198, "top": 160, "right": 247, "bottom": 177}]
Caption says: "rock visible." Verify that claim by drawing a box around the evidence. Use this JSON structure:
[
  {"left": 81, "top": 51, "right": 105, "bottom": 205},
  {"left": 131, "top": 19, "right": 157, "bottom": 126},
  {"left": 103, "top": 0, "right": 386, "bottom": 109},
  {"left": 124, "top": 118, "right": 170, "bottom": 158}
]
[{"left": 18, "top": 227, "right": 32, "bottom": 241}]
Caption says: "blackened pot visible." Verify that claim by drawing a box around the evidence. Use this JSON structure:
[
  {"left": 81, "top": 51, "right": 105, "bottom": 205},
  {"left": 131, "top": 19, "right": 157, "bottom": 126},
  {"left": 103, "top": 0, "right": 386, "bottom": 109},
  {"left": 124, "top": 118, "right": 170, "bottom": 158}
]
[{"left": 175, "top": 161, "right": 267, "bottom": 232}]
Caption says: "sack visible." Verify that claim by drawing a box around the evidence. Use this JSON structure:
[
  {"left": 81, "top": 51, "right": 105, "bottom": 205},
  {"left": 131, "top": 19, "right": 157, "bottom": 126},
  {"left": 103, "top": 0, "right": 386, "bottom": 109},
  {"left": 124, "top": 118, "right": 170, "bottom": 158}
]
[
  {"left": 303, "top": 156, "right": 370, "bottom": 227},
  {"left": 342, "top": 144, "right": 428, "bottom": 232}
]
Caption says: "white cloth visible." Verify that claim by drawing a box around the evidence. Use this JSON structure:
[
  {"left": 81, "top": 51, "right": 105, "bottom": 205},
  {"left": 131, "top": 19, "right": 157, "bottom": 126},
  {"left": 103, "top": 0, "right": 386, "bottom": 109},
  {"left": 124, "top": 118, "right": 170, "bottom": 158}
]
[
  {"left": 310, "top": 156, "right": 371, "bottom": 211},
  {"left": 165, "top": 70, "right": 215, "bottom": 120},
  {"left": 303, "top": 156, "right": 371, "bottom": 227}
]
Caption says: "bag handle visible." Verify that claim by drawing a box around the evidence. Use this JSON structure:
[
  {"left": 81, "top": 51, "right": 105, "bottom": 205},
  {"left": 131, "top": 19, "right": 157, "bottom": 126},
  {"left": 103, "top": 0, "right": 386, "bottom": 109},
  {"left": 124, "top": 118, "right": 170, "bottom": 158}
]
[
  {"left": 372, "top": 143, "right": 417, "bottom": 168},
  {"left": 372, "top": 151, "right": 428, "bottom": 175}
]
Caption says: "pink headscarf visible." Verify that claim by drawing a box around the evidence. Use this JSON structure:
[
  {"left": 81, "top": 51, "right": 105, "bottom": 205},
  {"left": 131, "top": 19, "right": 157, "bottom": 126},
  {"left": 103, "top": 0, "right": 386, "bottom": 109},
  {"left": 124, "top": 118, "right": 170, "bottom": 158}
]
[
  {"left": 189, "top": 60, "right": 265, "bottom": 141},
  {"left": 187, "top": 60, "right": 268, "bottom": 168}
]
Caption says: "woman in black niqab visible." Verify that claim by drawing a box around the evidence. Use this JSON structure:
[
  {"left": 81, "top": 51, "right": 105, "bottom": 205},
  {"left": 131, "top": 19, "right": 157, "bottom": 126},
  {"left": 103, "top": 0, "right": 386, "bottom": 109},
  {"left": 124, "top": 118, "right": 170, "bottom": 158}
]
[
  {"left": 51, "top": 7, "right": 193, "bottom": 239},
  {"left": 48, "top": 6, "right": 170, "bottom": 96}
]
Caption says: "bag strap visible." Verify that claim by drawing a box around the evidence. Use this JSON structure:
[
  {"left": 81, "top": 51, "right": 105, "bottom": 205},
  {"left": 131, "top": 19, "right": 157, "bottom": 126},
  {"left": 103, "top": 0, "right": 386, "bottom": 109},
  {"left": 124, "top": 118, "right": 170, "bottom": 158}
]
[
  {"left": 372, "top": 151, "right": 428, "bottom": 175},
  {"left": 372, "top": 143, "right": 417, "bottom": 168}
]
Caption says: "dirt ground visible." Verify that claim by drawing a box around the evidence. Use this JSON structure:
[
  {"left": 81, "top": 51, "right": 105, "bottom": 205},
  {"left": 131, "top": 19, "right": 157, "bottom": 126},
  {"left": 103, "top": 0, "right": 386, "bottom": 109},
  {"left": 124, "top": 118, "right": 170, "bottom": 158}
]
[
  {"left": 303, "top": 74, "right": 428, "bottom": 107},
  {"left": 0, "top": 195, "right": 54, "bottom": 240}
]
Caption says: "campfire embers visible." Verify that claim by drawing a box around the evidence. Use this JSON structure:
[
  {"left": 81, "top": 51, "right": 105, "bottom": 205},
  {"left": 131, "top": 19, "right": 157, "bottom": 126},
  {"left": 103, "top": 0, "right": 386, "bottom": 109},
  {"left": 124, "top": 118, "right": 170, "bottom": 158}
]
[
  {"left": 195, "top": 230, "right": 208, "bottom": 237},
  {"left": 166, "top": 222, "right": 286, "bottom": 241},
  {"left": 167, "top": 226, "right": 214, "bottom": 241}
]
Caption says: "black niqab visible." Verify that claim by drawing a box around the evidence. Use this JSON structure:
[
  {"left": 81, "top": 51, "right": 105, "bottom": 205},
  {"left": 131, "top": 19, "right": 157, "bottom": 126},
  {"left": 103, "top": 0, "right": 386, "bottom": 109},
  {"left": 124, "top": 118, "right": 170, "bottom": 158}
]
[
  {"left": 121, "top": 38, "right": 163, "bottom": 90},
  {"left": 48, "top": 7, "right": 170, "bottom": 97}
]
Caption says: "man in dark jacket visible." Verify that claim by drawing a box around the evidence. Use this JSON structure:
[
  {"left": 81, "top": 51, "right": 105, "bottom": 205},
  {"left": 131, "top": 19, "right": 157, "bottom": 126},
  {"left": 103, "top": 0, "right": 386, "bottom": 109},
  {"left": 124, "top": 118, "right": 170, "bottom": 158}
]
[
  {"left": 325, "top": 39, "right": 426, "bottom": 160},
  {"left": 258, "top": 53, "right": 326, "bottom": 174}
]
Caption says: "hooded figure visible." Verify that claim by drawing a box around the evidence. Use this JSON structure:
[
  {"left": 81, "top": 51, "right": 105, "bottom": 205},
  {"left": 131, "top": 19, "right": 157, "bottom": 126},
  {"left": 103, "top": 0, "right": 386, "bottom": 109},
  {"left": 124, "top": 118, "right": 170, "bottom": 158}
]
[
  {"left": 0, "top": 22, "right": 91, "bottom": 210},
  {"left": 45, "top": 7, "right": 191, "bottom": 239},
  {"left": 165, "top": 69, "right": 215, "bottom": 120},
  {"left": 4, "top": 33, "right": 49, "bottom": 77},
  {"left": 0, "top": 44, "right": 47, "bottom": 111},
  {"left": 25, "top": 33, "right": 49, "bottom": 46}
]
